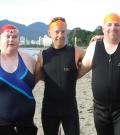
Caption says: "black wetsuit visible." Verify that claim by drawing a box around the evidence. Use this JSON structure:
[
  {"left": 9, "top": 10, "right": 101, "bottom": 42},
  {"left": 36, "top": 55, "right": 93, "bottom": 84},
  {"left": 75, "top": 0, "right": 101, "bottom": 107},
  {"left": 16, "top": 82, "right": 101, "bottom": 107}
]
[
  {"left": 42, "top": 45, "right": 80, "bottom": 135},
  {"left": 92, "top": 40, "right": 120, "bottom": 135},
  {"left": 0, "top": 53, "right": 37, "bottom": 135}
]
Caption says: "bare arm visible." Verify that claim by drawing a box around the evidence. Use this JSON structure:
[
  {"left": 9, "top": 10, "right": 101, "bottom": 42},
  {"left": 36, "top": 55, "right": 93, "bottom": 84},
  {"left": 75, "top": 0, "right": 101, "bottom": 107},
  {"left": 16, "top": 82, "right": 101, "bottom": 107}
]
[
  {"left": 78, "top": 41, "right": 96, "bottom": 78},
  {"left": 75, "top": 46, "right": 85, "bottom": 69},
  {"left": 35, "top": 52, "right": 44, "bottom": 83}
]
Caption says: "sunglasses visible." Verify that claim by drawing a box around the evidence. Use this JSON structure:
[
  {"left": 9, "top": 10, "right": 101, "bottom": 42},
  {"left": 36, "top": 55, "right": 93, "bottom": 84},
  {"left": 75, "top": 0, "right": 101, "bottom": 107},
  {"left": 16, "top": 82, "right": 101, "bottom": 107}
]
[
  {"left": 52, "top": 17, "right": 65, "bottom": 22},
  {"left": 49, "top": 17, "right": 66, "bottom": 26}
]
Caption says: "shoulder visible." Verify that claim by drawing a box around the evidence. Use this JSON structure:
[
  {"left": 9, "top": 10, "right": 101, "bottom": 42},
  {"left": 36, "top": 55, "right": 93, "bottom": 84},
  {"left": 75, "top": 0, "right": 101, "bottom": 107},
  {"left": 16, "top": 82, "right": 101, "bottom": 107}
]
[
  {"left": 19, "top": 50, "right": 36, "bottom": 63},
  {"left": 43, "top": 47, "right": 51, "bottom": 53},
  {"left": 75, "top": 46, "right": 85, "bottom": 53},
  {"left": 67, "top": 45, "right": 85, "bottom": 54},
  {"left": 18, "top": 50, "right": 36, "bottom": 74},
  {"left": 37, "top": 50, "right": 43, "bottom": 61},
  {"left": 75, "top": 46, "right": 85, "bottom": 60},
  {"left": 87, "top": 39, "right": 103, "bottom": 51}
]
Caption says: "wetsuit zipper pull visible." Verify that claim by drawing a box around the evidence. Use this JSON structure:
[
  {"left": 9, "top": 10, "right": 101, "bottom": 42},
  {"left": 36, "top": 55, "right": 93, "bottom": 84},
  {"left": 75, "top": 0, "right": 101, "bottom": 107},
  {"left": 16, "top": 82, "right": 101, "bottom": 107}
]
[{"left": 109, "top": 55, "right": 111, "bottom": 63}]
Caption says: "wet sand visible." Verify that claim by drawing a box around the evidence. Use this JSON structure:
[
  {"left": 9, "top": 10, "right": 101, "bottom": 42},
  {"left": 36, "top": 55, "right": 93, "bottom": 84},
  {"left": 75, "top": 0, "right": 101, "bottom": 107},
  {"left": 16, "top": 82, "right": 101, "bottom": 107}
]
[{"left": 33, "top": 71, "right": 97, "bottom": 135}]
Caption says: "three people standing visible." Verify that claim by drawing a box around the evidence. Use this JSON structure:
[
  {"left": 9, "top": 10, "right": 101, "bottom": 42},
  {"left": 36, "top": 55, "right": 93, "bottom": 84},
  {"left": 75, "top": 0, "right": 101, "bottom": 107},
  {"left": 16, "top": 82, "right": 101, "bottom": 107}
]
[{"left": 1, "top": 12, "right": 120, "bottom": 135}]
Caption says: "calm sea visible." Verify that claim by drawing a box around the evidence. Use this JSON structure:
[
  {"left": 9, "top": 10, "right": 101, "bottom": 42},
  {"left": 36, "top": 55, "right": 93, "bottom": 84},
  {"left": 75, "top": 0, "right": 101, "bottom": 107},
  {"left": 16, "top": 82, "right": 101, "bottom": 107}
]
[{"left": 20, "top": 48, "right": 44, "bottom": 57}]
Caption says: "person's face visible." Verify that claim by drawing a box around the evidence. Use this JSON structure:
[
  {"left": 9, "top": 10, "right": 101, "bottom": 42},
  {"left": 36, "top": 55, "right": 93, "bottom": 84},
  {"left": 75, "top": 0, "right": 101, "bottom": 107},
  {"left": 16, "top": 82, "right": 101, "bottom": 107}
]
[
  {"left": 103, "top": 22, "right": 120, "bottom": 42},
  {"left": 48, "top": 24, "right": 67, "bottom": 48},
  {"left": 0, "top": 29, "right": 20, "bottom": 54}
]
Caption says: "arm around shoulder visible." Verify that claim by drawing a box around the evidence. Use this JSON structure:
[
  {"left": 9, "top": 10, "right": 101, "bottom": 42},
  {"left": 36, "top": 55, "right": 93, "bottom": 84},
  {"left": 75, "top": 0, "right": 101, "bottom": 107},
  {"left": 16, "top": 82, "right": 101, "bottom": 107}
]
[
  {"left": 89, "top": 35, "right": 104, "bottom": 43},
  {"left": 78, "top": 41, "right": 96, "bottom": 78}
]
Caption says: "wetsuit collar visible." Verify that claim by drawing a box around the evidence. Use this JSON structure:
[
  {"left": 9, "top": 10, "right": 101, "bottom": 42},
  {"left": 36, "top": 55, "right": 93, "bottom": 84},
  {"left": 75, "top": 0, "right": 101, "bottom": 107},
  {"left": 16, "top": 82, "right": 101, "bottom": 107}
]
[{"left": 51, "top": 44, "right": 67, "bottom": 52}]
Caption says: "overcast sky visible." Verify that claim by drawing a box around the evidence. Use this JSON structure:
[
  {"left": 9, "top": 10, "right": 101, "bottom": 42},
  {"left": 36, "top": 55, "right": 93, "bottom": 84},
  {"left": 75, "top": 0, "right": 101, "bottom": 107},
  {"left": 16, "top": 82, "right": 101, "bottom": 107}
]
[{"left": 0, "top": 0, "right": 120, "bottom": 31}]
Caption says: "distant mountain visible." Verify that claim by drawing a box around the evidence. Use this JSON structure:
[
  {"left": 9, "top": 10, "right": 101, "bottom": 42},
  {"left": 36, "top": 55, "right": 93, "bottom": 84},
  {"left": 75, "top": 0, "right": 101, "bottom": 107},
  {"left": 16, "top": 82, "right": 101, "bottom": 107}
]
[
  {"left": 27, "top": 22, "right": 48, "bottom": 40},
  {"left": 0, "top": 19, "right": 48, "bottom": 40}
]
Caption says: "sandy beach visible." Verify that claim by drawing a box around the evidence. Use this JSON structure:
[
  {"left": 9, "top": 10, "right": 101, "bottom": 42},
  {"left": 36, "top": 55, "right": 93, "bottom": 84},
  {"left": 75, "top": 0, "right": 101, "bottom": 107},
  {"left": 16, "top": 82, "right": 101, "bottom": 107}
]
[{"left": 33, "top": 71, "right": 97, "bottom": 135}]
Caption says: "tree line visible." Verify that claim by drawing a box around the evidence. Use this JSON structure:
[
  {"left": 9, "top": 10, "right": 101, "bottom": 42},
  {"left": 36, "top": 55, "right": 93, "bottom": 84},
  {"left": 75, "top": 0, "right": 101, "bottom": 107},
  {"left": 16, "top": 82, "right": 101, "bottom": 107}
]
[{"left": 68, "top": 25, "right": 103, "bottom": 47}]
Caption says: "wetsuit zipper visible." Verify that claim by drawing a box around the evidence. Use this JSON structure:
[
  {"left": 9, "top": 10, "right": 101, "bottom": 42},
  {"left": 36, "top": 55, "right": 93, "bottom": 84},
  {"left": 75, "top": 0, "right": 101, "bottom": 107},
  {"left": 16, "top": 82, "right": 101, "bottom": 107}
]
[
  {"left": 108, "top": 55, "right": 112, "bottom": 88},
  {"left": 108, "top": 55, "right": 112, "bottom": 111}
]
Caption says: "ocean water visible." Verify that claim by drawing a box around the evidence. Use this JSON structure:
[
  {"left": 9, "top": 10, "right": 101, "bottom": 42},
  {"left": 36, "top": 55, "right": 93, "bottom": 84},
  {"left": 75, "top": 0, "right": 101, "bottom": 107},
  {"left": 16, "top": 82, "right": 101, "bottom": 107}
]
[{"left": 20, "top": 48, "right": 44, "bottom": 57}]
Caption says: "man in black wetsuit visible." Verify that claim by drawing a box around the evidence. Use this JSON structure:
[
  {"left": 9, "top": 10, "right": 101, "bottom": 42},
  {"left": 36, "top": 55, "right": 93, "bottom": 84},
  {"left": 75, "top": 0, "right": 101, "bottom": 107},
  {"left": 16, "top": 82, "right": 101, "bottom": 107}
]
[
  {"left": 78, "top": 13, "right": 120, "bottom": 135},
  {"left": 35, "top": 17, "right": 85, "bottom": 135}
]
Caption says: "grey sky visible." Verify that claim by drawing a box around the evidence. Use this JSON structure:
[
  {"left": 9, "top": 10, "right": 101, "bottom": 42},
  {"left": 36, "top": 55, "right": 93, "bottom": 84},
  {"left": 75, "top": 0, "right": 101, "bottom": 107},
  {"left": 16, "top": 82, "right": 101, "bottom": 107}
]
[{"left": 0, "top": 0, "right": 120, "bottom": 31}]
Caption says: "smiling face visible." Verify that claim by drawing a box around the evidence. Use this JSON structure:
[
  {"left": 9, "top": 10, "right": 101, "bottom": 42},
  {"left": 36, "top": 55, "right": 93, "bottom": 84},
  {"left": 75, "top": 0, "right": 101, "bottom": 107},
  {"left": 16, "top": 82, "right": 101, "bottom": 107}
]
[
  {"left": 48, "top": 24, "right": 67, "bottom": 49},
  {"left": 103, "top": 22, "right": 120, "bottom": 42},
  {"left": 0, "top": 29, "right": 20, "bottom": 54},
  {"left": 48, "top": 17, "right": 67, "bottom": 49},
  {"left": 102, "top": 13, "right": 120, "bottom": 43}
]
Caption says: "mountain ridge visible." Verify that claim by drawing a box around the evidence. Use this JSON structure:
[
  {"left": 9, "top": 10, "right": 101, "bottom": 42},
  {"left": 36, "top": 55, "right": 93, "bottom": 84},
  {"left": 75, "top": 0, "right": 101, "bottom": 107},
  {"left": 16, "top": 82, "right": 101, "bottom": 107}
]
[{"left": 0, "top": 19, "right": 49, "bottom": 40}]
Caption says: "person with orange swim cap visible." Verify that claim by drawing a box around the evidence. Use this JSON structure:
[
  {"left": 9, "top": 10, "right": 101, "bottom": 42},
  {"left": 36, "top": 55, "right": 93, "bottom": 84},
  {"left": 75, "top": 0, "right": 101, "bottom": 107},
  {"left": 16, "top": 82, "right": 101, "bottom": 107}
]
[
  {"left": 0, "top": 24, "right": 37, "bottom": 135},
  {"left": 35, "top": 17, "right": 85, "bottom": 135},
  {"left": 78, "top": 12, "right": 120, "bottom": 135},
  {"left": 103, "top": 13, "right": 120, "bottom": 24},
  {"left": 90, "top": 13, "right": 120, "bottom": 43}
]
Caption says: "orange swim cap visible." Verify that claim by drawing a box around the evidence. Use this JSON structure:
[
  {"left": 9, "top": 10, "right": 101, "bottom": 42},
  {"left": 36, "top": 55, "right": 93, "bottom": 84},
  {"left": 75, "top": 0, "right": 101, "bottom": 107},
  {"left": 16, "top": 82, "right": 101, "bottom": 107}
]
[
  {"left": 104, "top": 13, "right": 120, "bottom": 24},
  {"left": 49, "top": 17, "right": 67, "bottom": 29}
]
